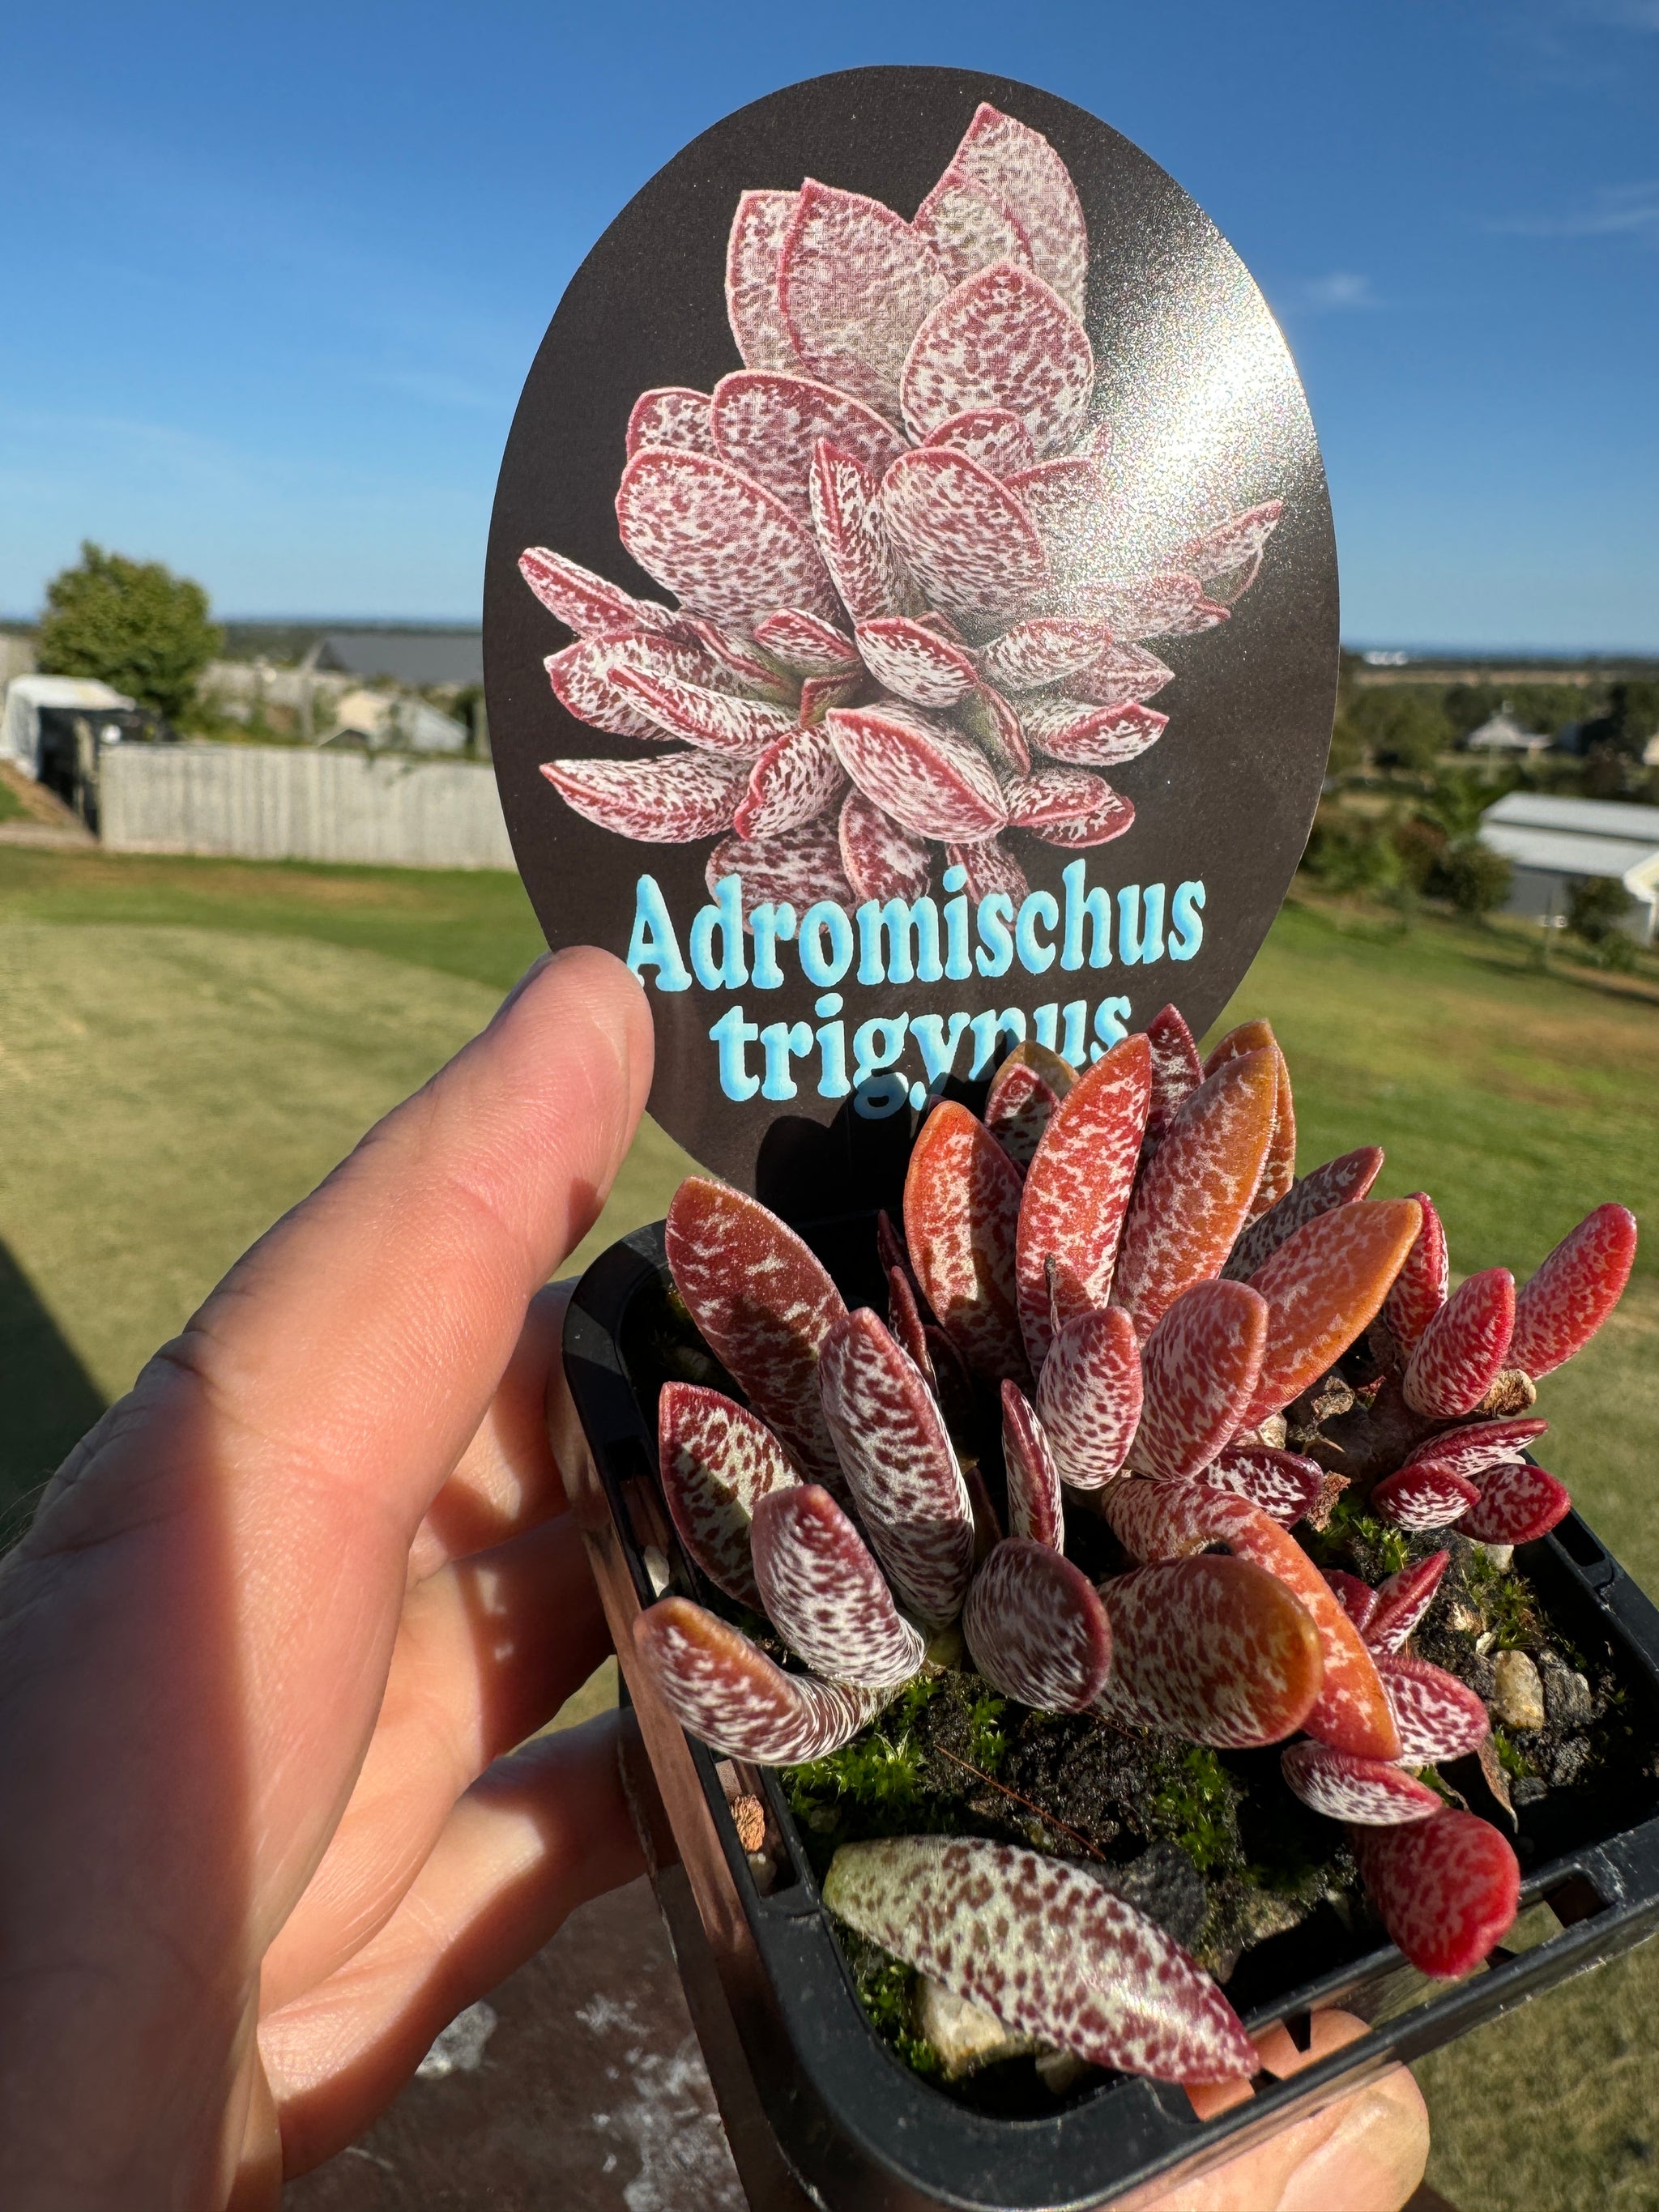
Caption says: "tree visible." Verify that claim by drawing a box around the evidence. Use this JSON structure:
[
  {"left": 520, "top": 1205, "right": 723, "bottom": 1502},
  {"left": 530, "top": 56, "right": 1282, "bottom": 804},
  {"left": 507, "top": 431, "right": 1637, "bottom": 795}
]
[
  {"left": 1580, "top": 681, "right": 1659, "bottom": 764},
  {"left": 36, "top": 543, "right": 223, "bottom": 723},
  {"left": 1439, "top": 842, "right": 1512, "bottom": 919},
  {"left": 1566, "top": 876, "right": 1637, "bottom": 970},
  {"left": 1346, "top": 688, "right": 1454, "bottom": 770}
]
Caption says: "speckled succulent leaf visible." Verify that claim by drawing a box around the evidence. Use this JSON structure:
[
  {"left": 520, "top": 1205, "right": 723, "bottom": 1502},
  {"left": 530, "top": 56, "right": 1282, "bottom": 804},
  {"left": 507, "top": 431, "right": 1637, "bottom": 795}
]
[
  {"left": 1144, "top": 1004, "right": 1203, "bottom": 1149},
  {"left": 1034, "top": 1308, "right": 1144, "bottom": 1489},
  {"left": 706, "top": 820, "right": 855, "bottom": 913},
  {"left": 1000, "top": 766, "right": 1109, "bottom": 829},
  {"left": 924, "top": 1321, "right": 982, "bottom": 1453},
  {"left": 808, "top": 439, "right": 916, "bottom": 626},
  {"left": 608, "top": 666, "right": 796, "bottom": 757},
  {"left": 1460, "top": 1460, "right": 1572, "bottom": 1545},
  {"left": 1101, "top": 1481, "right": 1401, "bottom": 1759},
  {"left": 854, "top": 616, "right": 979, "bottom": 708},
  {"left": 825, "top": 701, "right": 1009, "bottom": 842},
  {"left": 657, "top": 1381, "right": 799, "bottom": 1608},
  {"left": 750, "top": 607, "right": 860, "bottom": 676},
  {"left": 881, "top": 445, "right": 1051, "bottom": 620},
  {"left": 778, "top": 181, "right": 948, "bottom": 418},
  {"left": 1402, "top": 1268, "right": 1516, "bottom": 1420},
  {"left": 984, "top": 1038, "right": 1074, "bottom": 1170},
  {"left": 963, "top": 1537, "right": 1113, "bottom": 1710},
  {"left": 539, "top": 753, "right": 748, "bottom": 842},
  {"left": 1182, "top": 502, "right": 1284, "bottom": 590},
  {"left": 1375, "top": 1653, "right": 1491, "bottom": 1763},
  {"left": 616, "top": 447, "right": 841, "bottom": 626},
  {"left": 1015, "top": 1033, "right": 1151, "bottom": 1366},
  {"left": 1111, "top": 1050, "right": 1279, "bottom": 1341},
  {"left": 919, "top": 405, "right": 1037, "bottom": 477},
  {"left": 1370, "top": 1460, "right": 1478, "bottom": 1532},
  {"left": 912, "top": 170, "right": 1034, "bottom": 292},
  {"left": 957, "top": 681, "right": 1032, "bottom": 778},
  {"left": 903, "top": 1100, "right": 1027, "bottom": 1384},
  {"left": 634, "top": 1596, "right": 887, "bottom": 1762},
  {"left": 1252, "top": 1050, "right": 1297, "bottom": 1220},
  {"left": 1018, "top": 696, "right": 1169, "bottom": 768},
  {"left": 626, "top": 387, "right": 716, "bottom": 458},
  {"left": 1323, "top": 1569, "right": 1381, "bottom": 1636},
  {"left": 838, "top": 789, "right": 932, "bottom": 902},
  {"left": 947, "top": 836, "right": 1030, "bottom": 905},
  {"left": 1132, "top": 1282, "right": 1270, "bottom": 1481},
  {"left": 1354, "top": 1811, "right": 1520, "bottom": 1980},
  {"left": 680, "top": 617, "right": 797, "bottom": 697},
  {"left": 1069, "top": 640, "right": 1176, "bottom": 708},
  {"left": 709, "top": 371, "right": 907, "bottom": 517},
  {"left": 1378, "top": 1191, "right": 1449, "bottom": 1357},
  {"left": 1400, "top": 1418, "right": 1547, "bottom": 1481},
  {"left": 749, "top": 1483, "right": 926, "bottom": 1690},
  {"left": 979, "top": 616, "right": 1114, "bottom": 693},
  {"left": 1280, "top": 1744, "right": 1440, "bottom": 1826},
  {"left": 1366, "top": 1552, "right": 1450, "bottom": 1655},
  {"left": 1069, "top": 573, "right": 1229, "bottom": 640},
  {"left": 547, "top": 632, "right": 728, "bottom": 741},
  {"left": 1224, "top": 1147, "right": 1387, "bottom": 1282},
  {"left": 1005, "top": 456, "right": 1105, "bottom": 552},
  {"left": 733, "top": 722, "right": 846, "bottom": 837},
  {"left": 885, "top": 1263, "right": 936, "bottom": 1388},
  {"left": 824, "top": 1835, "right": 1256, "bottom": 2082},
  {"left": 877, "top": 1206, "right": 916, "bottom": 1290},
  {"left": 818, "top": 1309, "right": 975, "bottom": 1626},
  {"left": 1508, "top": 1204, "right": 1639, "bottom": 1380},
  {"left": 1201, "top": 1018, "right": 1276, "bottom": 1080},
  {"left": 1000, "top": 1382, "right": 1065, "bottom": 1549},
  {"left": 1205, "top": 1444, "right": 1324, "bottom": 1526},
  {"left": 664, "top": 1178, "right": 848, "bottom": 1491},
  {"left": 900, "top": 262, "right": 1094, "bottom": 458},
  {"left": 726, "top": 190, "right": 805, "bottom": 373},
  {"left": 519, "top": 546, "right": 680, "bottom": 638},
  {"left": 1098, "top": 1555, "right": 1324, "bottom": 1749},
  {"left": 1022, "top": 782, "right": 1136, "bottom": 849},
  {"left": 950, "top": 105, "right": 1090, "bottom": 318},
  {"left": 798, "top": 672, "right": 864, "bottom": 723},
  {"left": 1239, "top": 1200, "right": 1425, "bottom": 1430}
]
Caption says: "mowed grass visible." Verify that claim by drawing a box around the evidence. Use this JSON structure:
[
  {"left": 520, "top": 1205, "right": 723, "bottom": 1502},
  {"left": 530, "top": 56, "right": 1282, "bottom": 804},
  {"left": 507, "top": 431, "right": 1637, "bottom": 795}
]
[{"left": 2, "top": 850, "right": 1657, "bottom": 2207}]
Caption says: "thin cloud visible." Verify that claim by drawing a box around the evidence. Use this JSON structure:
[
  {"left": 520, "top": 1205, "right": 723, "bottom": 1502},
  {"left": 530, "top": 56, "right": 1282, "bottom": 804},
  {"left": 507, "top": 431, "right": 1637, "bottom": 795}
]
[
  {"left": 1281, "top": 271, "right": 1380, "bottom": 313},
  {"left": 1489, "top": 181, "right": 1659, "bottom": 239}
]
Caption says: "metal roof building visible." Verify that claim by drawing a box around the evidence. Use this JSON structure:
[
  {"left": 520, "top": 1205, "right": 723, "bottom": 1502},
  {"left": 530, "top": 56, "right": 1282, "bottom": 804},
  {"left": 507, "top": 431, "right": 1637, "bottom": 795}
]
[
  {"left": 313, "top": 629, "right": 482, "bottom": 689},
  {"left": 1479, "top": 791, "right": 1659, "bottom": 942}
]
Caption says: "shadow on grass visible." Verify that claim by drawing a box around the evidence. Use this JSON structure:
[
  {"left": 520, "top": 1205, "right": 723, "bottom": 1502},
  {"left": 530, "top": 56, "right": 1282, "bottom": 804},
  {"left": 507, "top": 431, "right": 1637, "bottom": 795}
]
[{"left": 0, "top": 1240, "right": 104, "bottom": 1541}]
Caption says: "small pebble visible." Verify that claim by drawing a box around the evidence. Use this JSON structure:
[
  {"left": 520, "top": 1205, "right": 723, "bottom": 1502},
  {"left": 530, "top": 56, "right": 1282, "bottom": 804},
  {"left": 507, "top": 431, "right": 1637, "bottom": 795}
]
[
  {"left": 1539, "top": 1651, "right": 1595, "bottom": 1730},
  {"left": 914, "top": 1977, "right": 1038, "bottom": 2078},
  {"left": 1493, "top": 1649, "right": 1546, "bottom": 1730},
  {"left": 1478, "top": 1543, "right": 1515, "bottom": 1571}
]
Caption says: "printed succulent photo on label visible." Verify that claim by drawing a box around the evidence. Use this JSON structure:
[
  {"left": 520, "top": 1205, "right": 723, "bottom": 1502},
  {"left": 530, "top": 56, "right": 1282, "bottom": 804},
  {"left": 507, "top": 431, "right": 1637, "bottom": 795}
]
[{"left": 485, "top": 67, "right": 1338, "bottom": 1195}]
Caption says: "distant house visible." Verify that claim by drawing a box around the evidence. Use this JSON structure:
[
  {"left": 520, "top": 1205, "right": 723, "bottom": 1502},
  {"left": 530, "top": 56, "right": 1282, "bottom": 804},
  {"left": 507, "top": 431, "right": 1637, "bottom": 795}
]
[
  {"left": 1465, "top": 709, "right": 1548, "bottom": 758},
  {"left": 1478, "top": 792, "right": 1659, "bottom": 943},
  {"left": 314, "top": 630, "right": 482, "bottom": 691},
  {"left": 326, "top": 686, "right": 470, "bottom": 755}
]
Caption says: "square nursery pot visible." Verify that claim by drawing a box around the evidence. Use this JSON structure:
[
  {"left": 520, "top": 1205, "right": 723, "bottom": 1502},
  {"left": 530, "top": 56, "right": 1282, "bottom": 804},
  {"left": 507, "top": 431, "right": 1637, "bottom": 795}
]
[{"left": 560, "top": 1216, "right": 1659, "bottom": 2212}]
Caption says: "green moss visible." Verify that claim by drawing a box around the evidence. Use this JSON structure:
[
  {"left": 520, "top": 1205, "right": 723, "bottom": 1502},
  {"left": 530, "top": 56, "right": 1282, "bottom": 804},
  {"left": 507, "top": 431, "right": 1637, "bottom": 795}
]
[
  {"left": 1461, "top": 1545, "right": 1546, "bottom": 1652},
  {"left": 1148, "top": 1746, "right": 1239, "bottom": 1873},
  {"left": 836, "top": 1929, "right": 945, "bottom": 2081},
  {"left": 1493, "top": 1727, "right": 1537, "bottom": 1780},
  {"left": 1302, "top": 1492, "right": 1411, "bottom": 1579}
]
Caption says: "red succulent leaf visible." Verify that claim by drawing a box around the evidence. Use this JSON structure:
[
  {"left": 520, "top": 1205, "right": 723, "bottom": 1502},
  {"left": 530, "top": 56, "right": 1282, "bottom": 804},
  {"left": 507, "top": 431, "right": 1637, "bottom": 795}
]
[
  {"left": 1281, "top": 1743, "right": 1440, "bottom": 1826},
  {"left": 799, "top": 672, "right": 864, "bottom": 722},
  {"left": 1182, "top": 502, "right": 1284, "bottom": 588},
  {"left": 1111, "top": 1051, "right": 1279, "bottom": 1341},
  {"left": 825, "top": 700, "right": 1009, "bottom": 842},
  {"left": 1034, "top": 1308, "right": 1145, "bottom": 1488},
  {"left": 1068, "top": 574, "right": 1229, "bottom": 640},
  {"left": 609, "top": 666, "right": 797, "bottom": 757},
  {"left": 547, "top": 632, "right": 728, "bottom": 741},
  {"left": 1144, "top": 1004, "right": 1203, "bottom": 1148},
  {"left": 726, "top": 189, "right": 805, "bottom": 374},
  {"left": 680, "top": 616, "right": 798, "bottom": 696},
  {"left": 913, "top": 168, "right": 1035, "bottom": 292},
  {"left": 838, "top": 789, "right": 932, "bottom": 902},
  {"left": 778, "top": 181, "right": 948, "bottom": 419},
  {"left": 1004, "top": 455, "right": 1104, "bottom": 553},
  {"left": 519, "top": 546, "right": 680, "bottom": 639},
  {"left": 1016, "top": 1033, "right": 1152, "bottom": 1366},
  {"left": 1402, "top": 1268, "right": 1517, "bottom": 1420},
  {"left": 626, "top": 387, "right": 716, "bottom": 459},
  {"left": 1021, "top": 696, "right": 1168, "bottom": 768},
  {"left": 822, "top": 1835, "right": 1257, "bottom": 2082},
  {"left": 616, "top": 447, "right": 842, "bottom": 626},
  {"left": 808, "top": 439, "right": 918, "bottom": 626},
  {"left": 877, "top": 1206, "right": 917, "bottom": 1292},
  {"left": 949, "top": 104, "right": 1090, "bottom": 319},
  {"left": 1070, "top": 639, "right": 1176, "bottom": 708},
  {"left": 734, "top": 722, "right": 846, "bottom": 838},
  {"left": 919, "top": 405, "right": 1037, "bottom": 478},
  {"left": 1399, "top": 1417, "right": 1547, "bottom": 1481},
  {"left": 1366, "top": 1552, "right": 1450, "bottom": 1655},
  {"left": 1461, "top": 1460, "right": 1572, "bottom": 1545},
  {"left": 1002, "top": 765, "right": 1110, "bottom": 829},
  {"left": 1132, "top": 1281, "right": 1270, "bottom": 1481},
  {"left": 750, "top": 1483, "right": 926, "bottom": 1690},
  {"left": 1374, "top": 1654, "right": 1491, "bottom": 1763},
  {"left": 1224, "top": 1147, "right": 1387, "bottom": 1282},
  {"left": 1205, "top": 1444, "right": 1324, "bottom": 1525},
  {"left": 657, "top": 1381, "right": 799, "bottom": 1609},
  {"left": 1201, "top": 1022, "right": 1294, "bottom": 1219},
  {"left": 900, "top": 262, "right": 1094, "bottom": 459},
  {"left": 1354, "top": 1811, "right": 1520, "bottom": 1979},
  {"left": 1000, "top": 1382, "right": 1064, "bottom": 1549},
  {"left": 984, "top": 1038, "right": 1075, "bottom": 1170},
  {"left": 979, "top": 616, "right": 1115, "bottom": 693},
  {"left": 1099, "top": 1555, "right": 1324, "bottom": 1748},
  {"left": 885, "top": 1263, "right": 936, "bottom": 1387},
  {"left": 854, "top": 616, "right": 979, "bottom": 708},
  {"left": 958, "top": 680, "right": 1032, "bottom": 777},
  {"left": 881, "top": 446, "right": 1051, "bottom": 621},
  {"left": 1377, "top": 1191, "right": 1450, "bottom": 1357},
  {"left": 1201, "top": 1017, "right": 1275, "bottom": 1082},
  {"left": 1371, "top": 1460, "right": 1478, "bottom": 1532},
  {"left": 1508, "top": 1204, "right": 1639, "bottom": 1380},
  {"left": 963, "top": 1538, "right": 1112, "bottom": 1710},
  {"left": 903, "top": 1100, "right": 1027, "bottom": 1384},
  {"left": 709, "top": 371, "right": 906, "bottom": 517},
  {"left": 706, "top": 820, "right": 855, "bottom": 913},
  {"left": 634, "top": 1596, "right": 886, "bottom": 1762},
  {"left": 750, "top": 607, "right": 860, "bottom": 676},
  {"left": 541, "top": 752, "right": 747, "bottom": 842},
  {"left": 665, "top": 1178, "right": 847, "bottom": 1492},
  {"left": 818, "top": 1309, "right": 975, "bottom": 1626},
  {"left": 1323, "top": 1569, "right": 1381, "bottom": 1635},
  {"left": 946, "top": 835, "right": 1029, "bottom": 904},
  {"left": 1022, "top": 782, "right": 1136, "bottom": 849},
  {"left": 1239, "top": 1200, "right": 1425, "bottom": 1430}
]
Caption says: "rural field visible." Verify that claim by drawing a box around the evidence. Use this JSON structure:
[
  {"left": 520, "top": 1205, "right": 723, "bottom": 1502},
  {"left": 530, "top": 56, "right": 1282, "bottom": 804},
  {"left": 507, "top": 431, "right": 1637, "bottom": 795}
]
[{"left": 2, "top": 845, "right": 1656, "bottom": 2208}]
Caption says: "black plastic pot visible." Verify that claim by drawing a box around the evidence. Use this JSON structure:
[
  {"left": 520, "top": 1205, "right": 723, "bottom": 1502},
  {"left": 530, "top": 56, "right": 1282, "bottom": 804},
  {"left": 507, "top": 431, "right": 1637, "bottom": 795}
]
[{"left": 561, "top": 1217, "right": 1659, "bottom": 2212}]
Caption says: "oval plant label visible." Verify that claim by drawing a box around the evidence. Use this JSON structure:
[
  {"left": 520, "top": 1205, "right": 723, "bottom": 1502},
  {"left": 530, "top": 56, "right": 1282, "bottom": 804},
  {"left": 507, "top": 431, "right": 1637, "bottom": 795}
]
[{"left": 485, "top": 66, "right": 1337, "bottom": 1198}]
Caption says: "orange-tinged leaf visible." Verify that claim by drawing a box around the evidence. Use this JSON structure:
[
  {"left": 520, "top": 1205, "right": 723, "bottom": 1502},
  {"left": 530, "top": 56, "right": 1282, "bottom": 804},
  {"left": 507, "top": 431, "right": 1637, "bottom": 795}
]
[
  {"left": 1098, "top": 1555, "right": 1323, "bottom": 1747},
  {"left": 1202, "top": 1021, "right": 1294, "bottom": 1221},
  {"left": 904, "top": 1102, "right": 1027, "bottom": 1384},
  {"left": 1239, "top": 1200, "right": 1423, "bottom": 1430},
  {"left": 1131, "top": 1281, "right": 1269, "bottom": 1479},
  {"left": 984, "top": 1038, "right": 1076, "bottom": 1170}
]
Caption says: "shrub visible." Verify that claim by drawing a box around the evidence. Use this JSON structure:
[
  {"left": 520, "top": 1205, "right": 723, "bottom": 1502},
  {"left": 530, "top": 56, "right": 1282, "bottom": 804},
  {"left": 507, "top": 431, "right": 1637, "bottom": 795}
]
[
  {"left": 36, "top": 543, "right": 223, "bottom": 724},
  {"left": 1566, "top": 876, "right": 1638, "bottom": 970}
]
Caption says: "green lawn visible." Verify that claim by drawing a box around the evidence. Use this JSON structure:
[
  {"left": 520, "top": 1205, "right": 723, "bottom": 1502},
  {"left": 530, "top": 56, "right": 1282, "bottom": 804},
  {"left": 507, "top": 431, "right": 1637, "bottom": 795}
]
[{"left": 1, "top": 849, "right": 1656, "bottom": 2207}]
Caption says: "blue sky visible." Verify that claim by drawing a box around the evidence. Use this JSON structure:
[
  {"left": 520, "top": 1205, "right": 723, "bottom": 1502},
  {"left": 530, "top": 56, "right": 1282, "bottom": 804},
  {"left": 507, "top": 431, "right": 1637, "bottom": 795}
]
[{"left": 2, "top": 2, "right": 1655, "bottom": 648}]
